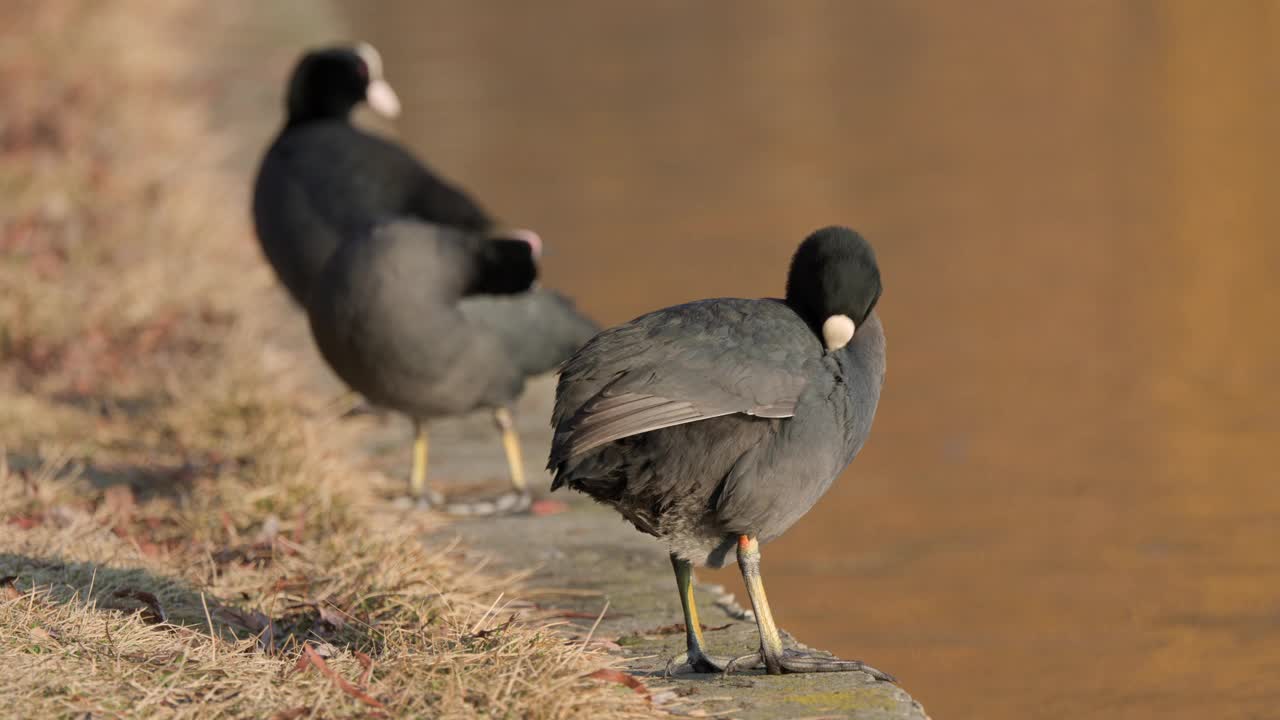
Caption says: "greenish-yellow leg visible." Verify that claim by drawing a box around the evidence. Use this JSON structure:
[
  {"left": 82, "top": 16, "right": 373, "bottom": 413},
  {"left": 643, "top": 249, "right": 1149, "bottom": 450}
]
[
  {"left": 410, "top": 418, "right": 431, "bottom": 506},
  {"left": 727, "top": 536, "right": 896, "bottom": 680},
  {"left": 665, "top": 554, "right": 732, "bottom": 675},
  {"left": 493, "top": 408, "right": 528, "bottom": 496}
]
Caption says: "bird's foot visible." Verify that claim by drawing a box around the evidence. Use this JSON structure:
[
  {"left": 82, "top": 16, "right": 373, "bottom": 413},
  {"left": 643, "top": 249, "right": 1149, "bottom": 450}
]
[
  {"left": 414, "top": 491, "right": 443, "bottom": 510},
  {"left": 440, "top": 489, "right": 532, "bottom": 517},
  {"left": 724, "top": 648, "right": 895, "bottom": 681},
  {"left": 391, "top": 488, "right": 445, "bottom": 510},
  {"left": 664, "top": 648, "right": 734, "bottom": 676}
]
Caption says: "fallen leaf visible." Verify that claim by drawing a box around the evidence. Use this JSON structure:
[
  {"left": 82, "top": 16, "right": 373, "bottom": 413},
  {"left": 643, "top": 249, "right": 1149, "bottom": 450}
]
[
  {"left": 473, "top": 614, "right": 518, "bottom": 640},
  {"left": 29, "top": 627, "right": 55, "bottom": 643},
  {"left": 111, "top": 588, "right": 166, "bottom": 625},
  {"left": 355, "top": 651, "right": 374, "bottom": 687},
  {"left": 220, "top": 511, "right": 239, "bottom": 543},
  {"left": 213, "top": 606, "right": 270, "bottom": 634},
  {"left": 530, "top": 499, "right": 570, "bottom": 516},
  {"left": 1, "top": 576, "right": 21, "bottom": 600},
  {"left": 268, "top": 707, "right": 310, "bottom": 720},
  {"left": 586, "top": 669, "right": 650, "bottom": 700},
  {"left": 317, "top": 604, "right": 347, "bottom": 632},
  {"left": 300, "top": 644, "right": 385, "bottom": 709},
  {"left": 8, "top": 515, "right": 40, "bottom": 530}
]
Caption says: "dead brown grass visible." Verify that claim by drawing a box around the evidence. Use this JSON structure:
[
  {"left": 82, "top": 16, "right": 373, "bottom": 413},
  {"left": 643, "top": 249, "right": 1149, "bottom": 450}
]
[{"left": 0, "top": 2, "right": 654, "bottom": 717}]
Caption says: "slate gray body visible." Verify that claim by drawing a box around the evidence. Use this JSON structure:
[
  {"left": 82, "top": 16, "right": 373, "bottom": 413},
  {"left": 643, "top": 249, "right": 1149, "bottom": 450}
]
[
  {"left": 459, "top": 291, "right": 602, "bottom": 378},
  {"left": 550, "top": 297, "right": 885, "bottom": 568},
  {"left": 252, "top": 46, "right": 597, "bottom": 401},
  {"left": 308, "top": 220, "right": 532, "bottom": 419}
]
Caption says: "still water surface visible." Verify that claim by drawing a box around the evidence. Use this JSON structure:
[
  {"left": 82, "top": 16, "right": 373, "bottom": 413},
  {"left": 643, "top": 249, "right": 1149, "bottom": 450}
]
[{"left": 341, "top": 3, "right": 1279, "bottom": 717}]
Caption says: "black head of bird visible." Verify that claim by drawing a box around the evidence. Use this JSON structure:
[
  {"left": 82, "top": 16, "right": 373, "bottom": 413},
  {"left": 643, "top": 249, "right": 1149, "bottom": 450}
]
[
  {"left": 285, "top": 43, "right": 401, "bottom": 125},
  {"left": 465, "top": 235, "right": 540, "bottom": 296},
  {"left": 785, "top": 226, "right": 882, "bottom": 350}
]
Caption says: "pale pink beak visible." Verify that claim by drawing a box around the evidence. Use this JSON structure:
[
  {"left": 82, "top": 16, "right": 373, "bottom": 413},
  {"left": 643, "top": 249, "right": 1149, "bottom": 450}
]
[
  {"left": 355, "top": 42, "right": 401, "bottom": 118},
  {"left": 505, "top": 228, "right": 543, "bottom": 259}
]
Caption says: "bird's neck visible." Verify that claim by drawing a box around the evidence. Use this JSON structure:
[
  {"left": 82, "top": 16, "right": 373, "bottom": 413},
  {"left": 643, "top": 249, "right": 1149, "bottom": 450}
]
[
  {"left": 829, "top": 312, "right": 886, "bottom": 399},
  {"left": 284, "top": 107, "right": 354, "bottom": 130}
]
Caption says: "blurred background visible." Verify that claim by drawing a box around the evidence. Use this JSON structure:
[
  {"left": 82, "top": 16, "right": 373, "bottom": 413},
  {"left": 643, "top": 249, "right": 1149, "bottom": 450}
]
[
  {"left": 4, "top": 0, "right": 1276, "bottom": 718},
  {"left": 332, "top": 1, "right": 1278, "bottom": 717}
]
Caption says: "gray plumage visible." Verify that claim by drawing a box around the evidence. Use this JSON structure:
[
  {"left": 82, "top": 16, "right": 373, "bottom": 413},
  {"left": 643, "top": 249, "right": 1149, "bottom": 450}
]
[
  {"left": 549, "top": 228, "right": 885, "bottom": 568},
  {"left": 260, "top": 45, "right": 597, "bottom": 510},
  {"left": 459, "top": 291, "right": 601, "bottom": 378},
  {"left": 308, "top": 220, "right": 537, "bottom": 420},
  {"left": 253, "top": 44, "right": 598, "bottom": 392}
]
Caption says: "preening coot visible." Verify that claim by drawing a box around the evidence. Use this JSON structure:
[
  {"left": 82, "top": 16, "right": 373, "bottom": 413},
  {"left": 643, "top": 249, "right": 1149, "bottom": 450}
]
[{"left": 549, "top": 227, "right": 893, "bottom": 678}]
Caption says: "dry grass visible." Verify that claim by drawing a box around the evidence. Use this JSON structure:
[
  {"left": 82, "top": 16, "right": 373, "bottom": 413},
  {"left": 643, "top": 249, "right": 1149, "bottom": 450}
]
[
  {"left": 0, "top": 2, "right": 654, "bottom": 717},
  {"left": 0, "top": 454, "right": 646, "bottom": 718}
]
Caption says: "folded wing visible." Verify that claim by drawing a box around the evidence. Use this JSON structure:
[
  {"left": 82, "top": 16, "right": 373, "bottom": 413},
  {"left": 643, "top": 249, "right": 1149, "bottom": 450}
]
[{"left": 549, "top": 298, "right": 817, "bottom": 467}]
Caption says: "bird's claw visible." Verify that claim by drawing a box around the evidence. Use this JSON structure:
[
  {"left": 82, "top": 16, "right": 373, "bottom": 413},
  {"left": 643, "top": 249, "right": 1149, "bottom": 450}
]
[
  {"left": 723, "top": 648, "right": 895, "bottom": 681},
  {"left": 664, "top": 649, "right": 732, "bottom": 676},
  {"left": 411, "top": 488, "right": 445, "bottom": 510}
]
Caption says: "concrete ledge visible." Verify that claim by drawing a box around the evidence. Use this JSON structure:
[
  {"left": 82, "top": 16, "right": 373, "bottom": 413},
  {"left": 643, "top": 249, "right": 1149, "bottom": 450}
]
[{"left": 444, "top": 466, "right": 928, "bottom": 719}]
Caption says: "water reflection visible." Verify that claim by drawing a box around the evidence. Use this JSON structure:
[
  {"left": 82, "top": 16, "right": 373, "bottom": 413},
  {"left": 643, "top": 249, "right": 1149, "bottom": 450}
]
[{"left": 341, "top": 2, "right": 1279, "bottom": 717}]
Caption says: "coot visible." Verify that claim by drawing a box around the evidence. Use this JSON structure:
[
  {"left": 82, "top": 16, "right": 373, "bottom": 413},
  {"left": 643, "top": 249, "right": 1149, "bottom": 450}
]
[
  {"left": 550, "top": 227, "right": 893, "bottom": 678},
  {"left": 254, "top": 44, "right": 596, "bottom": 507},
  {"left": 308, "top": 220, "right": 540, "bottom": 510}
]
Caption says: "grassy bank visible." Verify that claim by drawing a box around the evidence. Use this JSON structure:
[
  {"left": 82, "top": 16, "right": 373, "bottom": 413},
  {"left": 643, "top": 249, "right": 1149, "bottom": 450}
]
[{"left": 0, "top": 2, "right": 650, "bottom": 717}]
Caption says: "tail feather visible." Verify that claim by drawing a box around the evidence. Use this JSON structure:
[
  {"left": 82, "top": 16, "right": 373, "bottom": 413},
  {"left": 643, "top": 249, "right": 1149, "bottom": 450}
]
[{"left": 458, "top": 289, "right": 599, "bottom": 377}]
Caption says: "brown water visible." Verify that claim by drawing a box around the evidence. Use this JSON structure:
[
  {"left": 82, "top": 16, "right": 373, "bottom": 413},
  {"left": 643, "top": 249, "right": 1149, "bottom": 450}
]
[{"left": 340, "top": 2, "right": 1280, "bottom": 717}]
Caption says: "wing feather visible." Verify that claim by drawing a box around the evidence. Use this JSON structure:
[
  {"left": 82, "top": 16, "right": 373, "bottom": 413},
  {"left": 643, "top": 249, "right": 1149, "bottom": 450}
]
[
  {"left": 567, "top": 392, "right": 732, "bottom": 456},
  {"left": 549, "top": 298, "right": 820, "bottom": 467}
]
